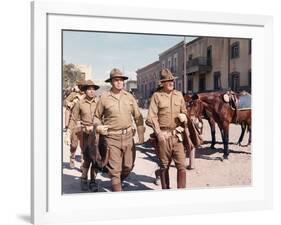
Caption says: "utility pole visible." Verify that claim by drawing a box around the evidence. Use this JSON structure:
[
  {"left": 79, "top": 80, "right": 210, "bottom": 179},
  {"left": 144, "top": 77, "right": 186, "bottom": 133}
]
[{"left": 183, "top": 37, "right": 187, "bottom": 94}]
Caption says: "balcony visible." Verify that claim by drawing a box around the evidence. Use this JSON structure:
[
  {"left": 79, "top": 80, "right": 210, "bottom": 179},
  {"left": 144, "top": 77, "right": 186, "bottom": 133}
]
[{"left": 186, "top": 57, "right": 212, "bottom": 74}]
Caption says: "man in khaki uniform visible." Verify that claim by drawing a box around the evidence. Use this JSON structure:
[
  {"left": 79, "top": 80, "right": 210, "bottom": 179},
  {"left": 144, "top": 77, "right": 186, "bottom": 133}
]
[
  {"left": 68, "top": 80, "right": 100, "bottom": 192},
  {"left": 64, "top": 81, "right": 85, "bottom": 130},
  {"left": 64, "top": 80, "right": 85, "bottom": 169},
  {"left": 146, "top": 68, "right": 187, "bottom": 189},
  {"left": 94, "top": 68, "right": 145, "bottom": 192}
]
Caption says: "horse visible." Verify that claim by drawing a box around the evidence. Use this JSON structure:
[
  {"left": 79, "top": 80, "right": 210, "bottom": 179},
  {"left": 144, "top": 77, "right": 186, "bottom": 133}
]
[{"left": 187, "top": 91, "right": 251, "bottom": 159}]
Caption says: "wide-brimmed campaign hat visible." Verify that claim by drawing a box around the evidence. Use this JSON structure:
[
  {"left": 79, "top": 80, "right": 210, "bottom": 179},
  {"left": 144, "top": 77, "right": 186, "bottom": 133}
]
[
  {"left": 159, "top": 68, "right": 177, "bottom": 83},
  {"left": 80, "top": 79, "right": 100, "bottom": 91},
  {"left": 105, "top": 68, "right": 128, "bottom": 83}
]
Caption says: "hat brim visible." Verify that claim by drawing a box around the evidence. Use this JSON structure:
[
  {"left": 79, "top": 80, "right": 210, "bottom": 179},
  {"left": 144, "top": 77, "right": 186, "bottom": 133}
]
[
  {"left": 160, "top": 77, "right": 177, "bottom": 83},
  {"left": 105, "top": 76, "right": 129, "bottom": 83},
  {"left": 81, "top": 85, "right": 100, "bottom": 91}
]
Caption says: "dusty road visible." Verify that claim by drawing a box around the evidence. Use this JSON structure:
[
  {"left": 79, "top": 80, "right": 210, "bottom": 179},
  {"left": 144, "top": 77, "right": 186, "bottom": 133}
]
[{"left": 62, "top": 108, "right": 251, "bottom": 194}]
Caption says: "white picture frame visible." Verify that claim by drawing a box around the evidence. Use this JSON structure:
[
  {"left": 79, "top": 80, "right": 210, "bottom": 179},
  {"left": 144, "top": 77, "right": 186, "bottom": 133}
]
[{"left": 31, "top": 1, "right": 273, "bottom": 224}]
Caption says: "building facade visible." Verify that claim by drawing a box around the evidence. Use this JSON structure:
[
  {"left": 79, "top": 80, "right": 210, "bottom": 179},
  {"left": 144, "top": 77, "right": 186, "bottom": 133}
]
[
  {"left": 159, "top": 41, "right": 185, "bottom": 92},
  {"left": 136, "top": 61, "right": 161, "bottom": 107},
  {"left": 136, "top": 37, "right": 251, "bottom": 104},
  {"left": 185, "top": 37, "right": 251, "bottom": 93},
  {"left": 74, "top": 64, "right": 92, "bottom": 80}
]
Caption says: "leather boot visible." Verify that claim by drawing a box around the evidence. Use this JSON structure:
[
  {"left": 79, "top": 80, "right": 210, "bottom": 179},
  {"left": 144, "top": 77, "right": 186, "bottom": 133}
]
[
  {"left": 160, "top": 169, "right": 170, "bottom": 189},
  {"left": 165, "top": 169, "right": 170, "bottom": 189},
  {"left": 69, "top": 153, "right": 75, "bottom": 169},
  {"left": 80, "top": 167, "right": 89, "bottom": 191},
  {"left": 154, "top": 169, "right": 161, "bottom": 185},
  {"left": 112, "top": 183, "right": 122, "bottom": 192},
  {"left": 177, "top": 169, "right": 186, "bottom": 189}
]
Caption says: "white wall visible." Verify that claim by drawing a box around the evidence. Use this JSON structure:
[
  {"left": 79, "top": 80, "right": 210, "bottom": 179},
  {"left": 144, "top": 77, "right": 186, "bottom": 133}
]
[{"left": 1, "top": 0, "right": 280, "bottom": 225}]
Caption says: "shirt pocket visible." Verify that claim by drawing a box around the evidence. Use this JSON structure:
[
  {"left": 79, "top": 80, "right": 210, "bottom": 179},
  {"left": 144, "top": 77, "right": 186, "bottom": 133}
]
[
  {"left": 174, "top": 99, "right": 182, "bottom": 113},
  {"left": 123, "top": 101, "right": 133, "bottom": 114},
  {"left": 158, "top": 99, "right": 169, "bottom": 115}
]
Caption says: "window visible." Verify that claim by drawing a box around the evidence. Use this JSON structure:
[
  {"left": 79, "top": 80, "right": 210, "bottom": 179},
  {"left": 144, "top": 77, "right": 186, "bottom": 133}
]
[
  {"left": 213, "top": 71, "right": 221, "bottom": 90},
  {"left": 199, "top": 75, "right": 206, "bottom": 92},
  {"left": 248, "top": 40, "right": 252, "bottom": 54},
  {"left": 231, "top": 42, "right": 240, "bottom": 59},
  {"left": 207, "top": 46, "right": 212, "bottom": 65},
  {"left": 187, "top": 77, "right": 193, "bottom": 92},
  {"left": 231, "top": 72, "right": 240, "bottom": 92},
  {"left": 173, "top": 57, "right": 177, "bottom": 73},
  {"left": 248, "top": 70, "right": 251, "bottom": 87},
  {"left": 188, "top": 54, "right": 193, "bottom": 60}
]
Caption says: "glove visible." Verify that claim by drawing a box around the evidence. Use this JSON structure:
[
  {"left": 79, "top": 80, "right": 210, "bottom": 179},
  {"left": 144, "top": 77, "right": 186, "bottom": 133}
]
[
  {"left": 96, "top": 125, "right": 109, "bottom": 135},
  {"left": 178, "top": 113, "right": 187, "bottom": 123},
  {"left": 137, "top": 126, "right": 145, "bottom": 144},
  {"left": 64, "top": 129, "right": 71, "bottom": 146},
  {"left": 67, "top": 102, "right": 75, "bottom": 109},
  {"left": 85, "top": 125, "right": 94, "bottom": 134}
]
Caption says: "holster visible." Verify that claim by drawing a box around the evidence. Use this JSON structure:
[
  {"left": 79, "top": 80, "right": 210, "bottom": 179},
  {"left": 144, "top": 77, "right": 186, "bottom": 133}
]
[
  {"left": 186, "top": 118, "right": 203, "bottom": 148},
  {"left": 98, "top": 134, "right": 110, "bottom": 168},
  {"left": 149, "top": 133, "right": 160, "bottom": 157}
]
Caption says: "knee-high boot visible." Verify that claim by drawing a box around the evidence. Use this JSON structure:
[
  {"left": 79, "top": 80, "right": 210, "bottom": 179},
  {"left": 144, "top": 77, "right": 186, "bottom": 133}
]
[
  {"left": 177, "top": 169, "right": 186, "bottom": 189},
  {"left": 160, "top": 168, "right": 170, "bottom": 189}
]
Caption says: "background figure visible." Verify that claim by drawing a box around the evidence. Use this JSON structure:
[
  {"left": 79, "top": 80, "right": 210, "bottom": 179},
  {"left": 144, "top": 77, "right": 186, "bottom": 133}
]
[{"left": 64, "top": 80, "right": 85, "bottom": 169}]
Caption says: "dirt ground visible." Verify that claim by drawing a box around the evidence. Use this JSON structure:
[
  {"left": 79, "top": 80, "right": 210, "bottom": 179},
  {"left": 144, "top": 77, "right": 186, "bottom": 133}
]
[{"left": 62, "top": 108, "right": 251, "bottom": 193}]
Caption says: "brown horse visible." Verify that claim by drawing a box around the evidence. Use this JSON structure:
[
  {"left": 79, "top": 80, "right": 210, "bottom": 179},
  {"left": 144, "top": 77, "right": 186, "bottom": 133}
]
[{"left": 187, "top": 91, "right": 251, "bottom": 159}]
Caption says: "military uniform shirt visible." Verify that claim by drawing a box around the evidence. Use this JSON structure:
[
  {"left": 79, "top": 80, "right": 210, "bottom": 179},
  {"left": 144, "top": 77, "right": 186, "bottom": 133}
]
[
  {"left": 69, "top": 97, "right": 97, "bottom": 129},
  {"left": 94, "top": 90, "right": 143, "bottom": 130},
  {"left": 146, "top": 89, "right": 187, "bottom": 133}
]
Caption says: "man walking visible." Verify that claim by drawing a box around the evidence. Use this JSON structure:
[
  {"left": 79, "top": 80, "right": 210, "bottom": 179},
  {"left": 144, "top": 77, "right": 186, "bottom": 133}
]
[
  {"left": 94, "top": 68, "right": 145, "bottom": 192},
  {"left": 68, "top": 80, "right": 100, "bottom": 191},
  {"left": 146, "top": 68, "right": 188, "bottom": 189}
]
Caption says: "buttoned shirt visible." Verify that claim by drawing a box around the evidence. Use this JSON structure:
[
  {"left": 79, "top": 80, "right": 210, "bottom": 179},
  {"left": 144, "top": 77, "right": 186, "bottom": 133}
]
[
  {"left": 69, "top": 97, "right": 97, "bottom": 129},
  {"left": 146, "top": 89, "right": 187, "bottom": 134},
  {"left": 94, "top": 89, "right": 143, "bottom": 130}
]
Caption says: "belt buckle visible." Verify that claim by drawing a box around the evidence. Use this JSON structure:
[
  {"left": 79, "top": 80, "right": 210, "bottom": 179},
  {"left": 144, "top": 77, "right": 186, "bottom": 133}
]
[{"left": 122, "top": 129, "right": 127, "bottom": 135}]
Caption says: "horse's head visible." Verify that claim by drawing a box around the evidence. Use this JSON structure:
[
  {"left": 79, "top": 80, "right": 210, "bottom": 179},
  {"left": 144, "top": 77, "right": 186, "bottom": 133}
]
[{"left": 186, "top": 94, "right": 204, "bottom": 133}]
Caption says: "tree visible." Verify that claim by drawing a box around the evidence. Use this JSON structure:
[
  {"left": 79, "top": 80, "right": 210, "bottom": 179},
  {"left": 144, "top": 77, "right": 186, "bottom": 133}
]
[{"left": 63, "top": 63, "right": 84, "bottom": 89}]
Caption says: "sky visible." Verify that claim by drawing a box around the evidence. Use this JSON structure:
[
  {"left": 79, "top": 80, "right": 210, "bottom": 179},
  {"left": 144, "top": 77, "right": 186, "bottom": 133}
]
[{"left": 63, "top": 31, "right": 196, "bottom": 80}]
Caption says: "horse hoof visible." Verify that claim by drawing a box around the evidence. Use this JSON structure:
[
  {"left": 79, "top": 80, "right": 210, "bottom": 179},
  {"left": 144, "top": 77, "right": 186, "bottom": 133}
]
[
  {"left": 187, "top": 165, "right": 195, "bottom": 170},
  {"left": 69, "top": 159, "right": 75, "bottom": 169},
  {"left": 89, "top": 181, "right": 99, "bottom": 192},
  {"left": 154, "top": 177, "right": 161, "bottom": 185},
  {"left": 223, "top": 154, "right": 229, "bottom": 160}
]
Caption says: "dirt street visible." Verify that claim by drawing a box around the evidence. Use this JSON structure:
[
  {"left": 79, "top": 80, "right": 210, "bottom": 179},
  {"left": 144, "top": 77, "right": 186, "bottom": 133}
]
[{"left": 62, "top": 108, "right": 251, "bottom": 194}]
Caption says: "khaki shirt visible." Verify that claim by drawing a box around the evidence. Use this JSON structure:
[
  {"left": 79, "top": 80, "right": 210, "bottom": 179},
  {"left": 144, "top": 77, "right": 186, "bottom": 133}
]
[
  {"left": 94, "top": 90, "right": 144, "bottom": 130},
  {"left": 63, "top": 92, "right": 84, "bottom": 109},
  {"left": 146, "top": 89, "right": 187, "bottom": 134},
  {"left": 69, "top": 97, "right": 97, "bottom": 129}
]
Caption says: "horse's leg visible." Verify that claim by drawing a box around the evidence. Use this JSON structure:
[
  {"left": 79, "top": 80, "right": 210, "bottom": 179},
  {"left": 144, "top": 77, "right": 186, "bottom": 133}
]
[
  {"left": 237, "top": 123, "right": 246, "bottom": 146},
  {"left": 223, "top": 124, "right": 230, "bottom": 159},
  {"left": 209, "top": 118, "right": 216, "bottom": 149},
  {"left": 218, "top": 122, "right": 229, "bottom": 159},
  {"left": 247, "top": 124, "right": 251, "bottom": 146}
]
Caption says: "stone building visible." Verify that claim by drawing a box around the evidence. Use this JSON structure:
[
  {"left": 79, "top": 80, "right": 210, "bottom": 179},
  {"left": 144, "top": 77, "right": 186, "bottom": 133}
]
[
  {"left": 185, "top": 37, "right": 251, "bottom": 93},
  {"left": 136, "top": 61, "right": 161, "bottom": 107},
  {"left": 136, "top": 37, "right": 251, "bottom": 103},
  {"left": 74, "top": 64, "right": 92, "bottom": 80},
  {"left": 159, "top": 41, "right": 185, "bottom": 92}
]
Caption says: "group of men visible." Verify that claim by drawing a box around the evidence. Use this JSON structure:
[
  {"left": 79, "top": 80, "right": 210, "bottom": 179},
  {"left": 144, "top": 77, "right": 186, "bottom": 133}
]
[{"left": 64, "top": 68, "right": 196, "bottom": 192}]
